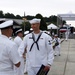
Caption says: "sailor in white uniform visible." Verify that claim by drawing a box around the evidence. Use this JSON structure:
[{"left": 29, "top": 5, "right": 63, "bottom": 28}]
[
  {"left": 24, "top": 31, "right": 29, "bottom": 36},
  {"left": 0, "top": 20, "right": 20, "bottom": 75},
  {"left": 53, "top": 34, "right": 61, "bottom": 56},
  {"left": 65, "top": 28, "right": 69, "bottom": 41},
  {"left": 18, "top": 18, "right": 54, "bottom": 75},
  {"left": 24, "top": 31, "right": 29, "bottom": 74},
  {"left": 14, "top": 29, "right": 24, "bottom": 75},
  {"left": 14, "top": 29, "right": 23, "bottom": 47},
  {"left": 9, "top": 37, "right": 13, "bottom": 41}
]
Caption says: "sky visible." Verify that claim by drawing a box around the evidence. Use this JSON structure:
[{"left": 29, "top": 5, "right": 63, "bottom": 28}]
[{"left": 0, "top": 0, "right": 75, "bottom": 27}]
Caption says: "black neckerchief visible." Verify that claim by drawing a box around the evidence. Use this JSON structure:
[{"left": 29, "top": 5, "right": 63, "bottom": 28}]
[{"left": 29, "top": 32, "right": 42, "bottom": 51}]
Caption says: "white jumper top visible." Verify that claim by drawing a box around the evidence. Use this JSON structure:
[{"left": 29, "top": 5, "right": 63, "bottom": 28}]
[
  {"left": 0, "top": 35, "right": 20, "bottom": 75},
  {"left": 18, "top": 31, "right": 54, "bottom": 67}
]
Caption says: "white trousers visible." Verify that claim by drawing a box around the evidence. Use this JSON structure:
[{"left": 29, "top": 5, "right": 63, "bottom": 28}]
[
  {"left": 65, "top": 34, "right": 69, "bottom": 41},
  {"left": 24, "top": 61, "right": 27, "bottom": 73},
  {"left": 54, "top": 46, "right": 60, "bottom": 56},
  {"left": 14, "top": 57, "right": 25, "bottom": 75},
  {"left": 27, "top": 66, "right": 40, "bottom": 75}
]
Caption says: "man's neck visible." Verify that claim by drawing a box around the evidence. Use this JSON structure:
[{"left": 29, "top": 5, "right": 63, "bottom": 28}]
[{"left": 33, "top": 30, "right": 40, "bottom": 34}]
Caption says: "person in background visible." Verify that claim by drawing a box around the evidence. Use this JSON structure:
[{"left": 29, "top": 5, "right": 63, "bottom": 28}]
[
  {"left": 24, "top": 31, "right": 29, "bottom": 36},
  {"left": 53, "top": 34, "right": 61, "bottom": 56},
  {"left": 65, "top": 28, "right": 70, "bottom": 41},
  {"left": 14, "top": 28, "right": 24, "bottom": 75},
  {"left": 18, "top": 18, "right": 54, "bottom": 75},
  {"left": 0, "top": 20, "right": 20, "bottom": 75},
  {"left": 14, "top": 28, "right": 23, "bottom": 47},
  {"left": 23, "top": 30, "right": 30, "bottom": 74},
  {"left": 9, "top": 36, "right": 13, "bottom": 41},
  {"left": 0, "top": 29, "right": 1, "bottom": 34}
]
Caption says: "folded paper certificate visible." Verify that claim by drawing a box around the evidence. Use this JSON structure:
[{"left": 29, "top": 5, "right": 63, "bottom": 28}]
[{"left": 36, "top": 65, "right": 49, "bottom": 75}]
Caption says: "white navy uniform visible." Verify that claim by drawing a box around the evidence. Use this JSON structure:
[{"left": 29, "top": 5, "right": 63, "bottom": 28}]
[
  {"left": 18, "top": 31, "right": 54, "bottom": 75},
  {"left": 23, "top": 31, "right": 29, "bottom": 74},
  {"left": 0, "top": 35, "right": 20, "bottom": 75},
  {"left": 14, "top": 36, "right": 23, "bottom": 47},
  {"left": 0, "top": 29, "right": 1, "bottom": 34},
  {"left": 54, "top": 37, "right": 61, "bottom": 56},
  {"left": 14, "top": 36, "right": 24, "bottom": 75},
  {"left": 65, "top": 30, "right": 69, "bottom": 41},
  {"left": 9, "top": 37, "right": 13, "bottom": 41}
]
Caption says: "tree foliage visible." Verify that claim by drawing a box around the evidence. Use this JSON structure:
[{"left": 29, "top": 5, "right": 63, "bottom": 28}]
[
  {"left": 25, "top": 15, "right": 35, "bottom": 20},
  {"left": 4, "top": 13, "right": 15, "bottom": 19},
  {"left": 0, "top": 11, "right": 4, "bottom": 18},
  {"left": 62, "top": 20, "right": 66, "bottom": 25},
  {"left": 49, "top": 15, "right": 57, "bottom": 25},
  {"left": 22, "top": 21, "right": 31, "bottom": 31},
  {"left": 0, "top": 10, "right": 66, "bottom": 27},
  {"left": 35, "top": 13, "right": 47, "bottom": 30},
  {"left": 15, "top": 15, "right": 22, "bottom": 19}
]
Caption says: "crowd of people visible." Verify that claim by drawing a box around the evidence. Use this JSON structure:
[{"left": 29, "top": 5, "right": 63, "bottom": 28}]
[{"left": 0, "top": 18, "right": 65, "bottom": 75}]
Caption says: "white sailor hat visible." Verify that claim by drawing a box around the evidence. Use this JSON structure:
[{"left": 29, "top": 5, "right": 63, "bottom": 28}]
[
  {"left": 29, "top": 18, "right": 41, "bottom": 24},
  {"left": 30, "top": 28, "right": 33, "bottom": 30},
  {"left": 55, "top": 34, "right": 58, "bottom": 36},
  {"left": 0, "top": 18, "right": 6, "bottom": 21},
  {"left": 43, "top": 30, "right": 47, "bottom": 33},
  {"left": 24, "top": 31, "right": 29, "bottom": 35},
  {"left": 15, "top": 29, "right": 22, "bottom": 34},
  {"left": 0, "top": 20, "right": 13, "bottom": 29}
]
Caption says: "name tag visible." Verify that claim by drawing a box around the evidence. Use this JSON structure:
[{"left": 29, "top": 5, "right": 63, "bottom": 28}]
[{"left": 29, "top": 37, "right": 33, "bottom": 39}]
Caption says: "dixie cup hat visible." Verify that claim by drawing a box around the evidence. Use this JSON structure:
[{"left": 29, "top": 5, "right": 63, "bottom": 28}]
[
  {"left": 29, "top": 18, "right": 41, "bottom": 24},
  {"left": 0, "top": 20, "right": 13, "bottom": 29},
  {"left": 15, "top": 29, "right": 22, "bottom": 34}
]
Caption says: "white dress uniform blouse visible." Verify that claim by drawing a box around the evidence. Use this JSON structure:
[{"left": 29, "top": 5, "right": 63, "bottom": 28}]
[
  {"left": 54, "top": 38, "right": 61, "bottom": 47},
  {"left": 18, "top": 31, "right": 54, "bottom": 67},
  {"left": 0, "top": 35, "right": 20, "bottom": 75},
  {"left": 14, "top": 36, "right": 22, "bottom": 48},
  {"left": 54, "top": 37, "right": 61, "bottom": 56},
  {"left": 65, "top": 30, "right": 69, "bottom": 41},
  {"left": 14, "top": 36, "right": 24, "bottom": 75}
]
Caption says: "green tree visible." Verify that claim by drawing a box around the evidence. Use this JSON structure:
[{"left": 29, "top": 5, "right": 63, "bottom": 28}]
[
  {"left": 0, "top": 10, "right": 4, "bottom": 18},
  {"left": 25, "top": 22, "right": 31, "bottom": 31},
  {"left": 35, "top": 13, "right": 47, "bottom": 30},
  {"left": 49, "top": 15, "right": 57, "bottom": 25},
  {"left": 4, "top": 13, "right": 15, "bottom": 18},
  {"left": 62, "top": 20, "right": 66, "bottom": 25},
  {"left": 22, "top": 21, "right": 31, "bottom": 32},
  {"left": 15, "top": 15, "right": 22, "bottom": 19},
  {"left": 24, "top": 15, "right": 35, "bottom": 20}
]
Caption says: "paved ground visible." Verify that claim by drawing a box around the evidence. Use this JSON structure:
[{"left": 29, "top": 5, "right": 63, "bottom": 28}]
[
  {"left": 48, "top": 39, "right": 75, "bottom": 75},
  {"left": 25, "top": 39, "right": 75, "bottom": 75}
]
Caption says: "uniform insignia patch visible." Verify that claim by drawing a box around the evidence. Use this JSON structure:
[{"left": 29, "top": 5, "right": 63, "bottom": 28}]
[
  {"left": 29, "top": 37, "right": 32, "bottom": 39},
  {"left": 48, "top": 40, "right": 51, "bottom": 45},
  {"left": 40, "top": 38, "right": 43, "bottom": 39}
]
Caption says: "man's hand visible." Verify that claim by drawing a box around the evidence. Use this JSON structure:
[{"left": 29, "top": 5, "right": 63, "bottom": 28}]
[
  {"left": 22, "top": 54, "right": 26, "bottom": 59},
  {"left": 44, "top": 65, "right": 50, "bottom": 71}
]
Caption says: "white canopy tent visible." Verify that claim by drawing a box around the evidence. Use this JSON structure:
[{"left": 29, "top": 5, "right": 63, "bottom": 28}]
[{"left": 47, "top": 23, "right": 58, "bottom": 29}]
